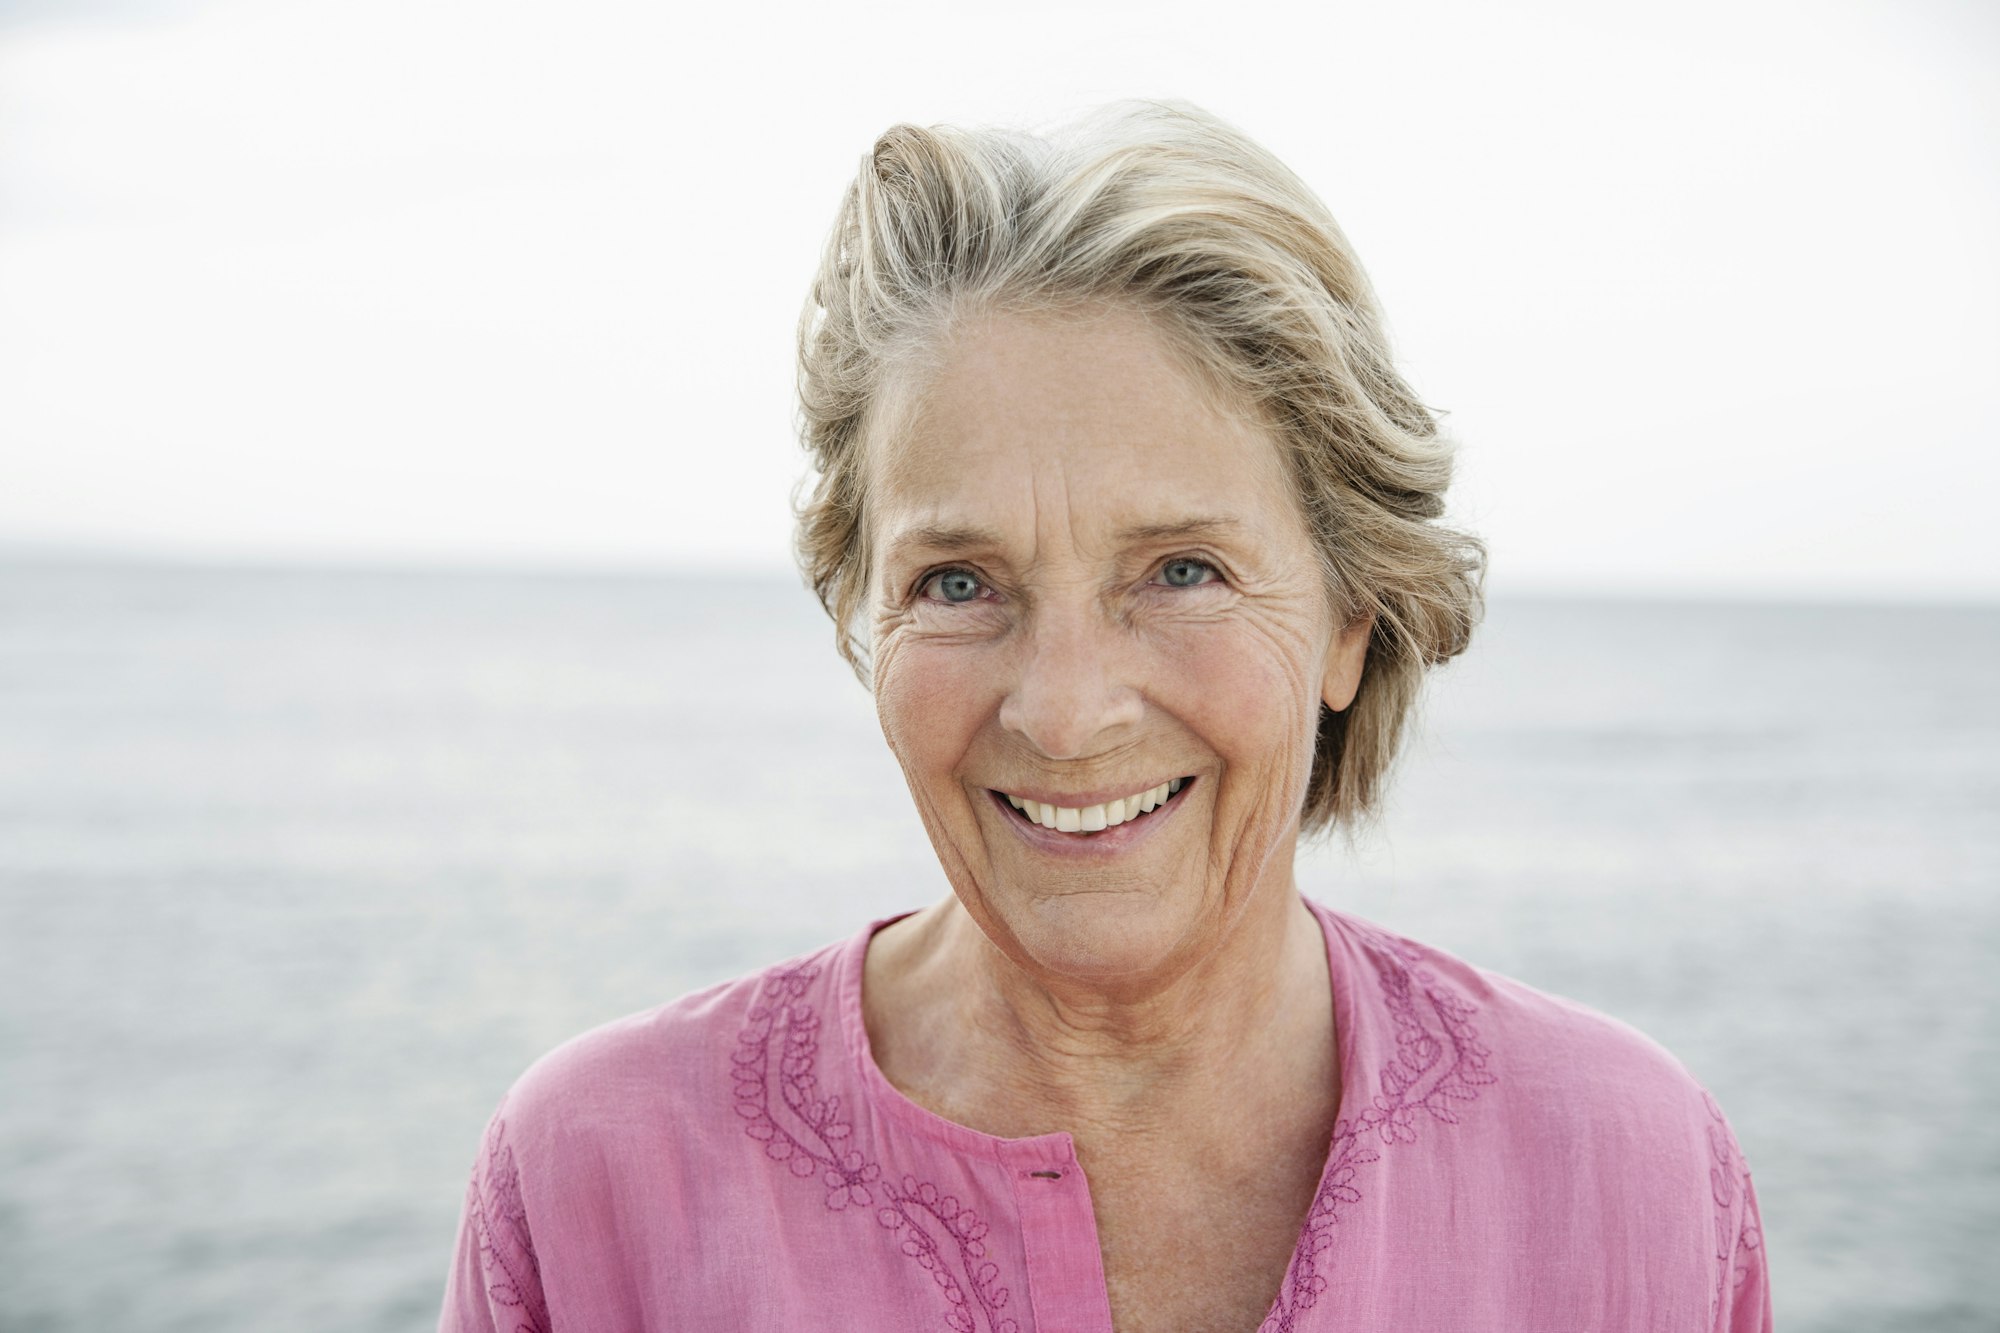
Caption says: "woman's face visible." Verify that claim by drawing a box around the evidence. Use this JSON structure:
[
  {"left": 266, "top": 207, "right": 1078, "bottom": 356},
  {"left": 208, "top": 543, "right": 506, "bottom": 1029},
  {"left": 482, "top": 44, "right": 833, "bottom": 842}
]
[{"left": 867, "top": 304, "right": 1369, "bottom": 989}]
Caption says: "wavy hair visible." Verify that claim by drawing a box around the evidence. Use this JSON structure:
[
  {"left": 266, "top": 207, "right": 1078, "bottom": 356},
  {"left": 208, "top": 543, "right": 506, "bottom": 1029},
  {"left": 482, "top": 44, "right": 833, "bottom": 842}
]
[{"left": 795, "top": 102, "right": 1484, "bottom": 833}]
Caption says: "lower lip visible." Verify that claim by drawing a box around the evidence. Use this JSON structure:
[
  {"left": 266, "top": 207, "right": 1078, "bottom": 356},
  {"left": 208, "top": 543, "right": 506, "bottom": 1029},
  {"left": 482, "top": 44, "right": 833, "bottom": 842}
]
[{"left": 986, "top": 783, "right": 1190, "bottom": 855}]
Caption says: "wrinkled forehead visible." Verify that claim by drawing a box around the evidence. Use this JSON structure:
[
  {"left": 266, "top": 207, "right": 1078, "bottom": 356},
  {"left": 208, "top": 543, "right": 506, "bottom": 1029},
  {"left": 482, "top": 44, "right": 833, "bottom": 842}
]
[{"left": 862, "top": 304, "right": 1298, "bottom": 561}]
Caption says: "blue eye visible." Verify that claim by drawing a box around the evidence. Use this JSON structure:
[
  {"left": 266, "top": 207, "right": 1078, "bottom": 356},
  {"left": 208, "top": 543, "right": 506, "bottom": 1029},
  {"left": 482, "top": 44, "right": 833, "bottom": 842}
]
[
  {"left": 927, "top": 569, "right": 985, "bottom": 603},
  {"left": 1158, "top": 558, "right": 1216, "bottom": 588}
]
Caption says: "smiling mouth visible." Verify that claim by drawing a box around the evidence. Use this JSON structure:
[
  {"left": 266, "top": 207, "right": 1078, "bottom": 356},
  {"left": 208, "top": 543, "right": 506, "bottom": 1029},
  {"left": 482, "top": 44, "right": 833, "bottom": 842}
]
[{"left": 993, "top": 778, "right": 1190, "bottom": 834}]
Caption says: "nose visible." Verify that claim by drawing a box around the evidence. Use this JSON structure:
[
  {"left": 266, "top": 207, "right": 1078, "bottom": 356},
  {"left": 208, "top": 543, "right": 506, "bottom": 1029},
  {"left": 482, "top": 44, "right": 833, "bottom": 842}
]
[{"left": 997, "top": 602, "right": 1144, "bottom": 761}]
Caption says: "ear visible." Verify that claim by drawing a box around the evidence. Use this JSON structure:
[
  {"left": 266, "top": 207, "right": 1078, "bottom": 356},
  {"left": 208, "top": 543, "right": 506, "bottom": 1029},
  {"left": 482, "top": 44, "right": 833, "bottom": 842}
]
[{"left": 1321, "top": 612, "right": 1373, "bottom": 713}]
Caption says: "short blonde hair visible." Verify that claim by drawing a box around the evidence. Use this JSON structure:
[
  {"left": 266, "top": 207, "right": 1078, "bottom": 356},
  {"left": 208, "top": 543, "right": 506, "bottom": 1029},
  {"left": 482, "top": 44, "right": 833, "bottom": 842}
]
[{"left": 796, "top": 102, "right": 1484, "bottom": 833}]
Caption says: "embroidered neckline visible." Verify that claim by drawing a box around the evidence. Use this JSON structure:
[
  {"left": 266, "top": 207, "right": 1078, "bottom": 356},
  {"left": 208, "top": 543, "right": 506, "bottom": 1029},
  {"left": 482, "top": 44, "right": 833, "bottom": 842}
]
[
  {"left": 734, "top": 960, "right": 1021, "bottom": 1333},
  {"left": 732, "top": 908, "right": 1498, "bottom": 1333},
  {"left": 1258, "top": 914, "right": 1497, "bottom": 1333}
]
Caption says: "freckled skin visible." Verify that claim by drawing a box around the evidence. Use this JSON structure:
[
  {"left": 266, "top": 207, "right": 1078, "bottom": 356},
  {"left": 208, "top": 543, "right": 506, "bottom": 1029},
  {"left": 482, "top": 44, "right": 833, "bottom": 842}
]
[{"left": 863, "top": 305, "right": 1371, "bottom": 1331}]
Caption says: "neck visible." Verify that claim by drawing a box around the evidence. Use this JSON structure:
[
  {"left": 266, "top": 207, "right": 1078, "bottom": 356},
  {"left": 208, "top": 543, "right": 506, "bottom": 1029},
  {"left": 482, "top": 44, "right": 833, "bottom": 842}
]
[{"left": 864, "top": 885, "right": 1334, "bottom": 1140}]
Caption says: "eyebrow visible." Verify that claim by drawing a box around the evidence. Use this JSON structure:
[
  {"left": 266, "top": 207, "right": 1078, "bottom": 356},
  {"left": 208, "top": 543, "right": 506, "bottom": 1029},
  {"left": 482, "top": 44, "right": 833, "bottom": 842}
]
[
  {"left": 884, "top": 515, "right": 1244, "bottom": 561},
  {"left": 883, "top": 523, "right": 1007, "bottom": 560},
  {"left": 1115, "top": 515, "right": 1243, "bottom": 543}
]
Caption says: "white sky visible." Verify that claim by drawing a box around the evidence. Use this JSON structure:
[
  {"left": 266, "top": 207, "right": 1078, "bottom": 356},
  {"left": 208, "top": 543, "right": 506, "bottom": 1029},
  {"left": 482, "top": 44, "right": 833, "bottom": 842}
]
[{"left": 2, "top": 0, "right": 1995, "bottom": 598}]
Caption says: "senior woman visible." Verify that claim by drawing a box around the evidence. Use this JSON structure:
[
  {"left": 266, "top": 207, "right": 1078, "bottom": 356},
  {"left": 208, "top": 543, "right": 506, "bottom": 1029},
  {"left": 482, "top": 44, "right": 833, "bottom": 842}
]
[{"left": 440, "top": 104, "right": 1771, "bottom": 1332}]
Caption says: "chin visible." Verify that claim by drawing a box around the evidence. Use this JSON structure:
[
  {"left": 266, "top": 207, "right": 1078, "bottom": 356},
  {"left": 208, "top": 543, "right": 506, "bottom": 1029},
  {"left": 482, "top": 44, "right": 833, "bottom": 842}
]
[{"left": 986, "top": 883, "right": 1213, "bottom": 988}]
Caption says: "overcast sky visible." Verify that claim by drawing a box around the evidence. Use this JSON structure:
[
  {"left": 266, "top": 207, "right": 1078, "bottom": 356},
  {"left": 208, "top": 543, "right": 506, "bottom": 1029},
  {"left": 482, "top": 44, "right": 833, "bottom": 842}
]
[{"left": 2, "top": 0, "right": 1995, "bottom": 599}]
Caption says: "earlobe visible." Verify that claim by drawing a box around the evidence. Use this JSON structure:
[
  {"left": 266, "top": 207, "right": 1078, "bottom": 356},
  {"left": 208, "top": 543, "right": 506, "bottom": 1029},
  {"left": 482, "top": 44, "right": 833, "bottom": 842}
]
[{"left": 1321, "top": 613, "right": 1373, "bottom": 713}]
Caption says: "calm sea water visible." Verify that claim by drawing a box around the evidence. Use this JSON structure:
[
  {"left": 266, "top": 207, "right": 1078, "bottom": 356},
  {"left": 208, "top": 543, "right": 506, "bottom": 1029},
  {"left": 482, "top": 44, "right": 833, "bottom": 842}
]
[{"left": 0, "top": 560, "right": 1994, "bottom": 1332}]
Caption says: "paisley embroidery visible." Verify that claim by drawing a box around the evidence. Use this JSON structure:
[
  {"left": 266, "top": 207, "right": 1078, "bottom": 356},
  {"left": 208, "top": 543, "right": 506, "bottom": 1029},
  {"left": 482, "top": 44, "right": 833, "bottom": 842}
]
[
  {"left": 734, "top": 961, "right": 1020, "bottom": 1333},
  {"left": 469, "top": 1116, "right": 551, "bottom": 1333},
  {"left": 1703, "top": 1089, "right": 1763, "bottom": 1324},
  {"left": 1261, "top": 925, "right": 1497, "bottom": 1333}
]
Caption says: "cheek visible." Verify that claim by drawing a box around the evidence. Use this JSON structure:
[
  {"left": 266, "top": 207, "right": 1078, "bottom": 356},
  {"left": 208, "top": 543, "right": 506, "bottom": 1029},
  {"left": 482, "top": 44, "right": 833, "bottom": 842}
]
[
  {"left": 1168, "top": 623, "right": 1323, "bottom": 776},
  {"left": 874, "top": 639, "right": 995, "bottom": 776}
]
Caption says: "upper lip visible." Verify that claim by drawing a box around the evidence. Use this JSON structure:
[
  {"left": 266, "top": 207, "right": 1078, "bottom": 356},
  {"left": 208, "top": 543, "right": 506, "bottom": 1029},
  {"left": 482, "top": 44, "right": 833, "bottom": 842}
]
[{"left": 988, "top": 777, "right": 1186, "bottom": 807}]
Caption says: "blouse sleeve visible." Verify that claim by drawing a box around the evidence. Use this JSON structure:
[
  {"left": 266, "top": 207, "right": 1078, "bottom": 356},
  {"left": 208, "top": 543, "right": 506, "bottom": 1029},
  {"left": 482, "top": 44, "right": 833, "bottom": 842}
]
[
  {"left": 1721, "top": 1168, "right": 1774, "bottom": 1332},
  {"left": 438, "top": 1109, "right": 553, "bottom": 1333},
  {"left": 1704, "top": 1086, "right": 1773, "bottom": 1333}
]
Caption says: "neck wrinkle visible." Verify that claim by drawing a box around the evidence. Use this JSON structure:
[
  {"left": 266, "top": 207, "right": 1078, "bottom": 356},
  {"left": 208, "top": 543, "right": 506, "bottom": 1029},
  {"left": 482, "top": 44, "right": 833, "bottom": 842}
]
[{"left": 925, "top": 888, "right": 1331, "bottom": 1138}]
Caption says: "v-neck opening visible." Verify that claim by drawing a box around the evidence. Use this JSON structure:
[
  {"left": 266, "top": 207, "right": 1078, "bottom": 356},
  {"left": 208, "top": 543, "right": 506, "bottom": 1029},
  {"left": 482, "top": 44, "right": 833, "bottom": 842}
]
[{"left": 835, "top": 896, "right": 1373, "bottom": 1331}]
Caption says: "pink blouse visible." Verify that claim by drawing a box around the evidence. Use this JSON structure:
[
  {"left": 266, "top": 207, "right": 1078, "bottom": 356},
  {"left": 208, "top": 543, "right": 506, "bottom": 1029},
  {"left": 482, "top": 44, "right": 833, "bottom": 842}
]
[{"left": 439, "top": 899, "right": 1772, "bottom": 1331}]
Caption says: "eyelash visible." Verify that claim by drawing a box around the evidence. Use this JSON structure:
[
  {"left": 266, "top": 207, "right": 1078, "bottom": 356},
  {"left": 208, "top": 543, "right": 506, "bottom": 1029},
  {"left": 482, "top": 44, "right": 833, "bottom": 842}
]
[
  {"left": 916, "top": 556, "right": 1222, "bottom": 605},
  {"left": 1153, "top": 556, "right": 1220, "bottom": 589},
  {"left": 918, "top": 567, "right": 991, "bottom": 605}
]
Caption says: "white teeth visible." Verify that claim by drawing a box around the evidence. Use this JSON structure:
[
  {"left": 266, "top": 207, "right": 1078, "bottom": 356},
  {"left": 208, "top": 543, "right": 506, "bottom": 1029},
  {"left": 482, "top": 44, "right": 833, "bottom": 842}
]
[{"left": 1002, "top": 779, "right": 1186, "bottom": 833}]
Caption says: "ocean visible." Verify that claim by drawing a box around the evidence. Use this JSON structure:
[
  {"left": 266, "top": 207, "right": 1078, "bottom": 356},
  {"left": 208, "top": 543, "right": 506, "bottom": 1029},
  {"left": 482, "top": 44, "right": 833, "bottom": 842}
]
[{"left": 0, "top": 559, "right": 1994, "bottom": 1332}]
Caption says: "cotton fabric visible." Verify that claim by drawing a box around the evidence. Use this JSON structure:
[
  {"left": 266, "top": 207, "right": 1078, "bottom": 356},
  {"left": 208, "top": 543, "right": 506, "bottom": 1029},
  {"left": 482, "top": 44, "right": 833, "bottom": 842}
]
[{"left": 440, "top": 899, "right": 1772, "bottom": 1332}]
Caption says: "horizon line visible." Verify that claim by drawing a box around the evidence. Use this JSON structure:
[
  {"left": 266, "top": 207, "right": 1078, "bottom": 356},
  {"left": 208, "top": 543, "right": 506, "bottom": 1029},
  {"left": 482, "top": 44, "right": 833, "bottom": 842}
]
[{"left": 2, "top": 537, "right": 1995, "bottom": 610}]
